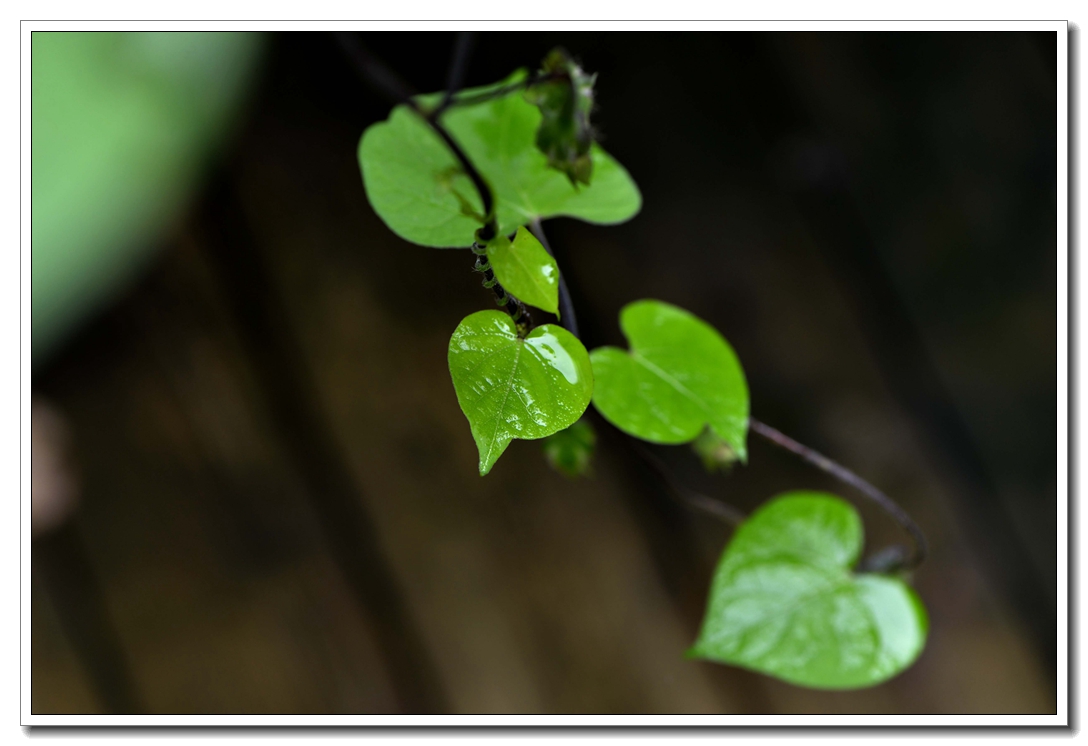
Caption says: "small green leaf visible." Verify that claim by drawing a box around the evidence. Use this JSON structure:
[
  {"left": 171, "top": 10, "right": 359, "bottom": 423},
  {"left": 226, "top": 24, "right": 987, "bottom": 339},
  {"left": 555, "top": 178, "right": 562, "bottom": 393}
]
[
  {"left": 542, "top": 419, "right": 596, "bottom": 477},
  {"left": 692, "top": 427, "right": 739, "bottom": 472},
  {"left": 486, "top": 227, "right": 559, "bottom": 315},
  {"left": 525, "top": 48, "right": 597, "bottom": 186},
  {"left": 689, "top": 492, "right": 928, "bottom": 689},
  {"left": 358, "top": 71, "right": 641, "bottom": 248},
  {"left": 449, "top": 311, "right": 594, "bottom": 475},
  {"left": 589, "top": 300, "right": 749, "bottom": 459}
]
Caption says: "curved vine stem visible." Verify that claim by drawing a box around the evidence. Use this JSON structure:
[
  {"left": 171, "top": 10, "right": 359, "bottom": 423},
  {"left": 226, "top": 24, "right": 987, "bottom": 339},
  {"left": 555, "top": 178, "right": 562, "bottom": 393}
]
[
  {"left": 749, "top": 418, "right": 927, "bottom": 571},
  {"left": 435, "top": 31, "right": 477, "bottom": 116},
  {"left": 626, "top": 438, "right": 746, "bottom": 526},
  {"left": 333, "top": 31, "right": 530, "bottom": 324},
  {"left": 334, "top": 32, "right": 494, "bottom": 225},
  {"left": 523, "top": 166, "right": 925, "bottom": 571}
]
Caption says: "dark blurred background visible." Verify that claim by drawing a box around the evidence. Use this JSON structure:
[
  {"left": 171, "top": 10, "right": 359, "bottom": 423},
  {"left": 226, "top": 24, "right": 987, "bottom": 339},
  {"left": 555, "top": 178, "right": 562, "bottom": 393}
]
[{"left": 31, "top": 31, "right": 1058, "bottom": 714}]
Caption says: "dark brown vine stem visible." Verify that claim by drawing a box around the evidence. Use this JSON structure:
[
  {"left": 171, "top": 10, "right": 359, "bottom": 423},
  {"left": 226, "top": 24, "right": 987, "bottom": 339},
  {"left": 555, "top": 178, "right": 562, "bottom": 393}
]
[
  {"left": 332, "top": 32, "right": 418, "bottom": 108},
  {"left": 435, "top": 32, "right": 477, "bottom": 115},
  {"left": 333, "top": 31, "right": 533, "bottom": 324},
  {"left": 626, "top": 438, "right": 746, "bottom": 526},
  {"left": 334, "top": 32, "right": 493, "bottom": 222},
  {"left": 749, "top": 419, "right": 928, "bottom": 571},
  {"left": 518, "top": 135, "right": 928, "bottom": 574}
]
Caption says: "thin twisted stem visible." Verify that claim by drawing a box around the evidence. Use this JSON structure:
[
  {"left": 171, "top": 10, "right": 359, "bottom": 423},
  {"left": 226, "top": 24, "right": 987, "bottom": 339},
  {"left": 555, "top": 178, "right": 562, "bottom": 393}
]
[
  {"left": 627, "top": 440, "right": 746, "bottom": 526},
  {"left": 749, "top": 418, "right": 927, "bottom": 570},
  {"left": 334, "top": 31, "right": 517, "bottom": 316},
  {"left": 435, "top": 32, "right": 477, "bottom": 115}
]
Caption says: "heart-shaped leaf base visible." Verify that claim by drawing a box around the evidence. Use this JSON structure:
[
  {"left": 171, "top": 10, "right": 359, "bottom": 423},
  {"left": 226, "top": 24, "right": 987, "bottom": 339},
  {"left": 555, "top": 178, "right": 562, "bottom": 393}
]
[
  {"left": 449, "top": 311, "right": 593, "bottom": 475},
  {"left": 358, "top": 72, "right": 641, "bottom": 249},
  {"left": 690, "top": 492, "right": 928, "bottom": 689},
  {"left": 589, "top": 300, "right": 749, "bottom": 457}
]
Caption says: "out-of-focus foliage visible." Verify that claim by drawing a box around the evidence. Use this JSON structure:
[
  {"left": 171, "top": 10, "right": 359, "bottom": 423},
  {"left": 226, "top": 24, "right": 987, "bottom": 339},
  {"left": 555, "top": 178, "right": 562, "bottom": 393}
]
[
  {"left": 589, "top": 300, "right": 750, "bottom": 460},
  {"left": 692, "top": 427, "right": 740, "bottom": 472},
  {"left": 357, "top": 71, "right": 641, "bottom": 249},
  {"left": 689, "top": 492, "right": 928, "bottom": 689},
  {"left": 542, "top": 419, "right": 596, "bottom": 478},
  {"left": 448, "top": 310, "right": 593, "bottom": 475},
  {"left": 32, "top": 31, "right": 265, "bottom": 364}
]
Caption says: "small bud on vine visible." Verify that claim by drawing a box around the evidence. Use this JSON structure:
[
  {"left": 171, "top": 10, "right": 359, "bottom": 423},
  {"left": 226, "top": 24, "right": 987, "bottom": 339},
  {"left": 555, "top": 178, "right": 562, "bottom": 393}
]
[
  {"left": 692, "top": 427, "right": 740, "bottom": 472},
  {"left": 525, "top": 48, "right": 597, "bottom": 186}
]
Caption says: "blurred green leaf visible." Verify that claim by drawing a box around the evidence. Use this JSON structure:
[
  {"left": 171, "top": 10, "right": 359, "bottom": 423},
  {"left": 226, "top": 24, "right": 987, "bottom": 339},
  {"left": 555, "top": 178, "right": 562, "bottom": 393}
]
[
  {"left": 358, "top": 71, "right": 641, "bottom": 248},
  {"left": 542, "top": 419, "right": 596, "bottom": 477},
  {"left": 486, "top": 227, "right": 559, "bottom": 315},
  {"left": 589, "top": 300, "right": 749, "bottom": 459},
  {"left": 448, "top": 310, "right": 594, "bottom": 475},
  {"left": 32, "top": 31, "right": 264, "bottom": 365},
  {"left": 689, "top": 492, "right": 928, "bottom": 689},
  {"left": 692, "top": 427, "right": 739, "bottom": 472},
  {"left": 525, "top": 48, "right": 597, "bottom": 186}
]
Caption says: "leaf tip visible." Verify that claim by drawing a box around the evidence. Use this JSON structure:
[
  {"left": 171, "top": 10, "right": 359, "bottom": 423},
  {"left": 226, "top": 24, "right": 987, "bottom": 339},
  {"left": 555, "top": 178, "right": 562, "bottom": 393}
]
[
  {"left": 734, "top": 438, "right": 749, "bottom": 465},
  {"left": 693, "top": 427, "right": 744, "bottom": 472},
  {"left": 683, "top": 643, "right": 707, "bottom": 661},
  {"left": 476, "top": 432, "right": 513, "bottom": 476}
]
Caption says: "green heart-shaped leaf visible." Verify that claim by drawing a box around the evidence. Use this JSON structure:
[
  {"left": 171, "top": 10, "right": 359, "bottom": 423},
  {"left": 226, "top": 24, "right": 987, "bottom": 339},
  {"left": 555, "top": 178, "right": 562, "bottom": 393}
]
[
  {"left": 357, "top": 101, "right": 485, "bottom": 248},
  {"left": 358, "top": 71, "right": 641, "bottom": 248},
  {"left": 449, "top": 310, "right": 594, "bottom": 475},
  {"left": 690, "top": 492, "right": 928, "bottom": 689},
  {"left": 589, "top": 300, "right": 749, "bottom": 459},
  {"left": 486, "top": 226, "right": 559, "bottom": 315}
]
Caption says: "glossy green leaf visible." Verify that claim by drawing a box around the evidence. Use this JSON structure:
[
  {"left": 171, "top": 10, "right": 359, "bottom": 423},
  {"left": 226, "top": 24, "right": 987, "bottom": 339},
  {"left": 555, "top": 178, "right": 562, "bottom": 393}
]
[
  {"left": 542, "top": 419, "right": 596, "bottom": 478},
  {"left": 449, "top": 311, "right": 594, "bottom": 475},
  {"left": 689, "top": 492, "right": 928, "bottom": 689},
  {"left": 589, "top": 300, "right": 749, "bottom": 459},
  {"left": 486, "top": 227, "right": 559, "bottom": 315},
  {"left": 358, "top": 71, "right": 641, "bottom": 248}
]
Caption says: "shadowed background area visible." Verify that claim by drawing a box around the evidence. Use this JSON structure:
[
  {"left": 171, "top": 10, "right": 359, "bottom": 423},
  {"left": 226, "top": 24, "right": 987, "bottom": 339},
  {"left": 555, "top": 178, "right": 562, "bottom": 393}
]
[{"left": 31, "top": 30, "right": 1058, "bottom": 714}]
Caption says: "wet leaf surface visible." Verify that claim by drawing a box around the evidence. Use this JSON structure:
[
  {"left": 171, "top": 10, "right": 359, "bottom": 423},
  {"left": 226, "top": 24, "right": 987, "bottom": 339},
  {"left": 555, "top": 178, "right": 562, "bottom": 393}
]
[
  {"left": 690, "top": 492, "right": 928, "bottom": 689},
  {"left": 486, "top": 227, "right": 559, "bottom": 315},
  {"left": 449, "top": 310, "right": 593, "bottom": 475}
]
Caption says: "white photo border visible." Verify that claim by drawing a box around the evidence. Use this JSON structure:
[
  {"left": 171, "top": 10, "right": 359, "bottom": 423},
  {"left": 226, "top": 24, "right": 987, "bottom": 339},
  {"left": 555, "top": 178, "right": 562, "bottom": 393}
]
[{"left": 18, "top": 18, "right": 1071, "bottom": 728}]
